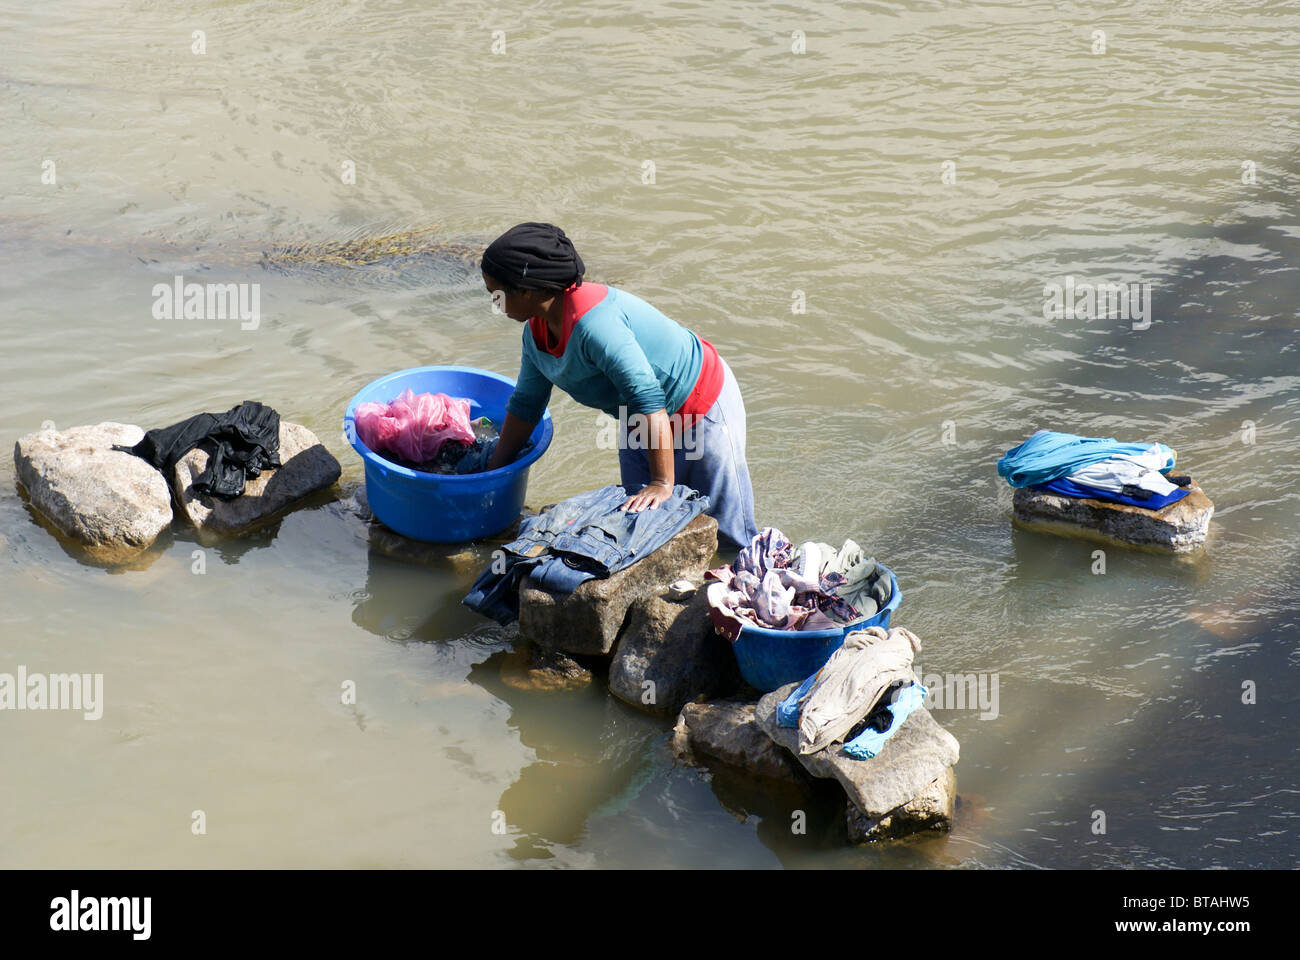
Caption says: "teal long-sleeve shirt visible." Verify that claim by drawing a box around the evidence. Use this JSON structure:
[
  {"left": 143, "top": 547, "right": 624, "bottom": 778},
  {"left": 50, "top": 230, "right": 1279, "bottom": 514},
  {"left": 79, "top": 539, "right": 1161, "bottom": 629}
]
[{"left": 505, "top": 285, "right": 704, "bottom": 424}]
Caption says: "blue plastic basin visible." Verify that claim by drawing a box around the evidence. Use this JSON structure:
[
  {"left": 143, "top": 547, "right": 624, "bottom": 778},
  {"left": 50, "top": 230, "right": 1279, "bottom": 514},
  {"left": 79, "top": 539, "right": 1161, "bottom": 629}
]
[
  {"left": 730, "top": 565, "right": 902, "bottom": 693},
  {"left": 343, "top": 365, "right": 553, "bottom": 542}
]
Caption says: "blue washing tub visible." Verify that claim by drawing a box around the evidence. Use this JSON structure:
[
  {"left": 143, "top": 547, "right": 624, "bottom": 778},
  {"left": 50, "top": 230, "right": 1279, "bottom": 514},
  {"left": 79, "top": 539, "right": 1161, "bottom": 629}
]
[
  {"left": 343, "top": 366, "right": 553, "bottom": 542},
  {"left": 730, "top": 565, "right": 902, "bottom": 693}
]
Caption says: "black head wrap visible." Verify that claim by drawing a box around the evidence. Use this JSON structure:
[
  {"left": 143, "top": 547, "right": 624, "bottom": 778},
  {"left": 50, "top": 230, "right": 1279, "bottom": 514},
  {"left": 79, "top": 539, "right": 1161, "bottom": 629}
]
[{"left": 481, "top": 222, "right": 585, "bottom": 292}]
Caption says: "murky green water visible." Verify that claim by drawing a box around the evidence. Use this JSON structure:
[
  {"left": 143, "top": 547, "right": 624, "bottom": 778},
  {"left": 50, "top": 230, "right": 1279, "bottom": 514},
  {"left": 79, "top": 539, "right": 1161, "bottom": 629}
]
[{"left": 2, "top": 0, "right": 1298, "bottom": 868}]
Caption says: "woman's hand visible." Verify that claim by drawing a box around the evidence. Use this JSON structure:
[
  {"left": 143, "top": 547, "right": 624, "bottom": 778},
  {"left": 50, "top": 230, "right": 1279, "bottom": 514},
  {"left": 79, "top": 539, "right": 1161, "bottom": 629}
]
[
  {"left": 621, "top": 408, "right": 676, "bottom": 512},
  {"left": 621, "top": 480, "right": 674, "bottom": 512},
  {"left": 487, "top": 411, "right": 535, "bottom": 471}
]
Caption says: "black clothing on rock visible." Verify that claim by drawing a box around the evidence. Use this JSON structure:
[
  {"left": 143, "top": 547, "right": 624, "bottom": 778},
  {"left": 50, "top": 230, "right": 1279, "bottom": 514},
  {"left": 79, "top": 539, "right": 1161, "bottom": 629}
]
[
  {"left": 115, "top": 401, "right": 282, "bottom": 499},
  {"left": 845, "top": 680, "right": 909, "bottom": 741}
]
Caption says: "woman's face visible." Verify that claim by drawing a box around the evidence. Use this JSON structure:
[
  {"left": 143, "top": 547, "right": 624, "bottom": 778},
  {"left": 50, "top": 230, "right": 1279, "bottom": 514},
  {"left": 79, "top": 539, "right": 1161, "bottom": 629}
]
[{"left": 482, "top": 272, "right": 543, "bottom": 322}]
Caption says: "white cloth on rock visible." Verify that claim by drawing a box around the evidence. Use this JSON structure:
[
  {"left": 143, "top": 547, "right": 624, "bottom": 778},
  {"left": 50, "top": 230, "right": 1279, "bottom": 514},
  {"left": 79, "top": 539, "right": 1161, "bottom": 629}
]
[
  {"left": 795, "top": 625, "right": 923, "bottom": 755},
  {"left": 1066, "top": 446, "right": 1178, "bottom": 497}
]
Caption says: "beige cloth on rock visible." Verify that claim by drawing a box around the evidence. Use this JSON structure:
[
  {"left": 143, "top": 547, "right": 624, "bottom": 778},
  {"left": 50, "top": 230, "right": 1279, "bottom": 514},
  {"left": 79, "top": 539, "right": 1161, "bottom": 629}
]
[{"left": 796, "top": 625, "right": 923, "bottom": 755}]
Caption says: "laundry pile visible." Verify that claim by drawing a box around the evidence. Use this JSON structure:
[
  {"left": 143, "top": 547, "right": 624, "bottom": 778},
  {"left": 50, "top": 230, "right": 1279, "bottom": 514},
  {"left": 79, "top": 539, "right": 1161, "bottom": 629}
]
[
  {"left": 704, "top": 527, "right": 893, "bottom": 641},
  {"left": 427, "top": 417, "right": 520, "bottom": 475},
  {"left": 775, "top": 625, "right": 927, "bottom": 760},
  {"left": 997, "top": 429, "right": 1191, "bottom": 509},
  {"left": 354, "top": 389, "right": 520, "bottom": 474},
  {"left": 114, "top": 400, "right": 282, "bottom": 499},
  {"left": 463, "top": 484, "right": 709, "bottom": 624}
]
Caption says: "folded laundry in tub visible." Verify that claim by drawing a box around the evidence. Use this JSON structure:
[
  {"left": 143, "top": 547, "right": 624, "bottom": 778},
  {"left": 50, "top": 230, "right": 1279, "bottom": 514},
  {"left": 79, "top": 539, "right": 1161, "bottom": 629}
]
[
  {"left": 704, "top": 526, "right": 893, "bottom": 641},
  {"left": 774, "top": 625, "right": 923, "bottom": 755}
]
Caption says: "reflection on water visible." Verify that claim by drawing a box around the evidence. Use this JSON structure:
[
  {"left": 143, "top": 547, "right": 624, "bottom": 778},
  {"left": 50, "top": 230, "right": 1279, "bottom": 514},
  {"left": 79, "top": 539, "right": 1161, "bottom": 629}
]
[{"left": 1, "top": 0, "right": 1298, "bottom": 868}]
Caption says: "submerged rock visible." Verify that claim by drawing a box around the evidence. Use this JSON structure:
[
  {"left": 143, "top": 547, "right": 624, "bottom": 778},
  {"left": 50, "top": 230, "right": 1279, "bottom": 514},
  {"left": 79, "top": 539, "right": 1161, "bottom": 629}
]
[
  {"left": 13, "top": 422, "right": 173, "bottom": 564},
  {"left": 755, "top": 681, "right": 959, "bottom": 834},
  {"left": 609, "top": 587, "right": 741, "bottom": 717},
  {"left": 345, "top": 484, "right": 522, "bottom": 572},
  {"left": 1011, "top": 480, "right": 1213, "bottom": 552},
  {"left": 518, "top": 513, "right": 718, "bottom": 655},
  {"left": 674, "top": 700, "right": 810, "bottom": 784},
  {"left": 173, "top": 421, "right": 340, "bottom": 534},
  {"left": 499, "top": 638, "right": 593, "bottom": 693}
]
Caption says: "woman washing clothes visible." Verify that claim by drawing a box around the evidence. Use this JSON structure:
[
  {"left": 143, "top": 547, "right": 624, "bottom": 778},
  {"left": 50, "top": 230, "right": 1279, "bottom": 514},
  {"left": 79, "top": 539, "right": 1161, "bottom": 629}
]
[{"left": 481, "top": 221, "right": 759, "bottom": 550}]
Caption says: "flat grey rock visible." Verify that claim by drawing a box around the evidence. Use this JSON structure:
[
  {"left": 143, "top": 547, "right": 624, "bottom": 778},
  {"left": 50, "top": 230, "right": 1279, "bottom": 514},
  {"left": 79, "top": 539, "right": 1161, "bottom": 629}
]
[
  {"left": 846, "top": 767, "right": 956, "bottom": 842},
  {"left": 173, "top": 421, "right": 340, "bottom": 534},
  {"left": 14, "top": 422, "right": 172, "bottom": 564},
  {"left": 608, "top": 586, "right": 740, "bottom": 717},
  {"left": 518, "top": 513, "right": 718, "bottom": 655},
  {"left": 755, "top": 681, "right": 960, "bottom": 820},
  {"left": 1012, "top": 479, "right": 1213, "bottom": 552},
  {"left": 674, "top": 699, "right": 809, "bottom": 784}
]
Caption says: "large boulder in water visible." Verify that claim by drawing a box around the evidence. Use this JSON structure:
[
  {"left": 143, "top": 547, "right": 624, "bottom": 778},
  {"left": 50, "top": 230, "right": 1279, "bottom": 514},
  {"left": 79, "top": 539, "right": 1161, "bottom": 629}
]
[
  {"left": 172, "top": 421, "right": 340, "bottom": 534},
  {"left": 1011, "top": 479, "right": 1213, "bottom": 552},
  {"left": 844, "top": 766, "right": 956, "bottom": 842},
  {"left": 673, "top": 699, "right": 811, "bottom": 784},
  {"left": 675, "top": 695, "right": 956, "bottom": 841},
  {"left": 518, "top": 513, "right": 718, "bottom": 656},
  {"left": 13, "top": 422, "right": 173, "bottom": 564},
  {"left": 755, "top": 680, "right": 960, "bottom": 839},
  {"left": 609, "top": 585, "right": 740, "bottom": 716}
]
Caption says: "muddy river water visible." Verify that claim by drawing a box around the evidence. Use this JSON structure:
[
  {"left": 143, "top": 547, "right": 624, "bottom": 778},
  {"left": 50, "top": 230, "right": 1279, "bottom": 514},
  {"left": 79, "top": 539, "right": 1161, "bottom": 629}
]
[{"left": 1, "top": 0, "right": 1297, "bottom": 867}]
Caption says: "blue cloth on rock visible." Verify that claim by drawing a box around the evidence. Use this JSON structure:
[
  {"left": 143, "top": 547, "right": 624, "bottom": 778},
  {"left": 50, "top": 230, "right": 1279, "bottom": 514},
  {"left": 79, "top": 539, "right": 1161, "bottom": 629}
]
[
  {"left": 777, "top": 671, "right": 818, "bottom": 728},
  {"left": 462, "top": 483, "right": 708, "bottom": 624},
  {"left": 778, "top": 674, "right": 929, "bottom": 760},
  {"left": 1036, "top": 476, "right": 1189, "bottom": 510},
  {"left": 997, "top": 429, "right": 1175, "bottom": 488},
  {"left": 842, "top": 682, "right": 928, "bottom": 760}
]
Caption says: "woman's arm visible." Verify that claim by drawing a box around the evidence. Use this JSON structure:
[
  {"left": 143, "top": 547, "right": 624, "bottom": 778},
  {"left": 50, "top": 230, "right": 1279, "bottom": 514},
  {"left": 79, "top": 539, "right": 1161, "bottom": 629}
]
[
  {"left": 621, "top": 408, "right": 675, "bottom": 512},
  {"left": 491, "top": 346, "right": 552, "bottom": 471},
  {"left": 571, "top": 316, "right": 677, "bottom": 510},
  {"left": 487, "top": 411, "right": 536, "bottom": 471}
]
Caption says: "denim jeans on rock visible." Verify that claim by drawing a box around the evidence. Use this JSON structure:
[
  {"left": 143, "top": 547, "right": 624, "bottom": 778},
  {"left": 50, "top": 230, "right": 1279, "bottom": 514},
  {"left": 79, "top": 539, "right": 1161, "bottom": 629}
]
[
  {"left": 618, "top": 357, "right": 758, "bottom": 552},
  {"left": 461, "top": 483, "right": 709, "bottom": 625}
]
